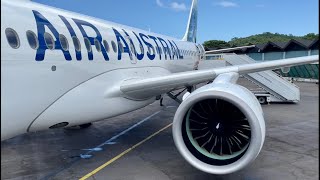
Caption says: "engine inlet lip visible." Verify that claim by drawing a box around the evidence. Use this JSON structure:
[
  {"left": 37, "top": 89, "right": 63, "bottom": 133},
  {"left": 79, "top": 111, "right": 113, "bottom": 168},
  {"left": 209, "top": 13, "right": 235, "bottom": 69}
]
[{"left": 173, "top": 90, "right": 263, "bottom": 174}]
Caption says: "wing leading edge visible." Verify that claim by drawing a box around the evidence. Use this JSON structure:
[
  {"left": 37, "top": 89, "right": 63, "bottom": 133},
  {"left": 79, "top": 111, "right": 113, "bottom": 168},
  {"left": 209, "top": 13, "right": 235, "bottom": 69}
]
[{"left": 120, "top": 55, "right": 318, "bottom": 100}]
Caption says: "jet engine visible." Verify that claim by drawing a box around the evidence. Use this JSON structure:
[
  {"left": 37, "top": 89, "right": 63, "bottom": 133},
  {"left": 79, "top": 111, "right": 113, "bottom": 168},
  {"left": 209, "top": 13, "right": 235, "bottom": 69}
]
[{"left": 172, "top": 73, "right": 265, "bottom": 174}]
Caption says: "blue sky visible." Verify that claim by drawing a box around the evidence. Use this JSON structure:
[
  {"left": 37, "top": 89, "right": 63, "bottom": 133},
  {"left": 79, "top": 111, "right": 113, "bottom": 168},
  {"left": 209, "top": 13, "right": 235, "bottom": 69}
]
[{"left": 34, "top": 0, "right": 319, "bottom": 43}]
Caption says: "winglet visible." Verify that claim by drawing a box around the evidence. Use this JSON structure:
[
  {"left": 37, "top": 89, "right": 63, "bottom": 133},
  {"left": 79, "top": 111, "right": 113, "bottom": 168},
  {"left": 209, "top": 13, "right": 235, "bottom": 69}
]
[{"left": 182, "top": 0, "right": 198, "bottom": 43}]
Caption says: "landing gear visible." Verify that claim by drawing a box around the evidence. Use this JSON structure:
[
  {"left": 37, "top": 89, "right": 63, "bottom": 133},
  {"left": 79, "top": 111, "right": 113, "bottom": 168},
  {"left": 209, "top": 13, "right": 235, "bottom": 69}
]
[
  {"left": 257, "top": 96, "right": 267, "bottom": 104},
  {"left": 165, "top": 85, "right": 196, "bottom": 105},
  {"left": 160, "top": 97, "right": 164, "bottom": 106}
]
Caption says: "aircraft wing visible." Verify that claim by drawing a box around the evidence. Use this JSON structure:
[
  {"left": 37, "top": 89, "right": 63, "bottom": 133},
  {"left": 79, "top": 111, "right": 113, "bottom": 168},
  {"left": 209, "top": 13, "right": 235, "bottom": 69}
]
[{"left": 120, "top": 55, "right": 318, "bottom": 99}]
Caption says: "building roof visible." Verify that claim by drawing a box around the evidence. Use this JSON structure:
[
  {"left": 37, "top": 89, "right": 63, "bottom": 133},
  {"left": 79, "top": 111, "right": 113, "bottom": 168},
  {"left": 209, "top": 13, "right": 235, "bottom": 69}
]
[
  {"left": 245, "top": 38, "right": 318, "bottom": 53},
  {"left": 205, "top": 38, "right": 318, "bottom": 53},
  {"left": 308, "top": 39, "right": 319, "bottom": 49}
]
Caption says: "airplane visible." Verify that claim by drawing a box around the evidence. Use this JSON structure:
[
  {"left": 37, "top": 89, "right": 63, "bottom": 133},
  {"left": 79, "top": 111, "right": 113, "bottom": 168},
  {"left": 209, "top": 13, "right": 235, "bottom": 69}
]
[{"left": 1, "top": 0, "right": 318, "bottom": 175}]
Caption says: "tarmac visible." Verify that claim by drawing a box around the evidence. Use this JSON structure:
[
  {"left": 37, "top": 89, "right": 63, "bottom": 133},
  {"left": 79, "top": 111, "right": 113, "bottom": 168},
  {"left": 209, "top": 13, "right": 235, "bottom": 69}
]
[{"left": 1, "top": 80, "right": 319, "bottom": 180}]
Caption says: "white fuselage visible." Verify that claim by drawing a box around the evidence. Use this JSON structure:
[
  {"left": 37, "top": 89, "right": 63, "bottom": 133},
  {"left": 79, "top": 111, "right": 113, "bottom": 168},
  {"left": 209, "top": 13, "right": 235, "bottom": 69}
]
[{"left": 1, "top": 0, "right": 204, "bottom": 140}]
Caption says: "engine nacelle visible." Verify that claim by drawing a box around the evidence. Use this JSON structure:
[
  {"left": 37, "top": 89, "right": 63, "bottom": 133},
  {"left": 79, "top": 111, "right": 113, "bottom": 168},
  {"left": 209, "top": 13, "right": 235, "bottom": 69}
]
[{"left": 172, "top": 79, "right": 265, "bottom": 174}]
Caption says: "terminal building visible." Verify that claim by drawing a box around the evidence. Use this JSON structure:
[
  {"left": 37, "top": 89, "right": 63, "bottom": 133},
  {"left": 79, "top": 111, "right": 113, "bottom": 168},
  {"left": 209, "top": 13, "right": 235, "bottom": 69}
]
[
  {"left": 201, "top": 38, "right": 318, "bottom": 103},
  {"left": 205, "top": 38, "right": 319, "bottom": 80}
]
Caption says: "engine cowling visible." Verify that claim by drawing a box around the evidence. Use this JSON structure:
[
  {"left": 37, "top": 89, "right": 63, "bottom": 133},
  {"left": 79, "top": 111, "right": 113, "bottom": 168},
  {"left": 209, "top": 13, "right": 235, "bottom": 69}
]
[{"left": 172, "top": 79, "right": 265, "bottom": 174}]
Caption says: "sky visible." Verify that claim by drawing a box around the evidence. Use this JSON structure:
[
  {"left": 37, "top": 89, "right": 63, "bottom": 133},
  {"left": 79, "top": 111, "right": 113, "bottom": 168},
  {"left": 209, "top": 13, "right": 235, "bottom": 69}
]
[{"left": 33, "top": 0, "right": 319, "bottom": 43}]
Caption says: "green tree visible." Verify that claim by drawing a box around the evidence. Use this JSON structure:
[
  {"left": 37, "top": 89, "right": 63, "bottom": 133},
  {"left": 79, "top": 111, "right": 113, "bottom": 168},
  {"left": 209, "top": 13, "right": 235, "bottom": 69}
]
[
  {"left": 203, "top": 40, "right": 231, "bottom": 49},
  {"left": 303, "top": 33, "right": 319, "bottom": 40},
  {"left": 228, "top": 32, "right": 319, "bottom": 47},
  {"left": 203, "top": 32, "right": 318, "bottom": 48}
]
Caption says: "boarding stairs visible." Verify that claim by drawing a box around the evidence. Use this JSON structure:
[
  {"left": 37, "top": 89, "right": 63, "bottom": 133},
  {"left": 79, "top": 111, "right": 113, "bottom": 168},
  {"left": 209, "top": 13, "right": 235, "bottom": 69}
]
[{"left": 223, "top": 54, "right": 300, "bottom": 103}]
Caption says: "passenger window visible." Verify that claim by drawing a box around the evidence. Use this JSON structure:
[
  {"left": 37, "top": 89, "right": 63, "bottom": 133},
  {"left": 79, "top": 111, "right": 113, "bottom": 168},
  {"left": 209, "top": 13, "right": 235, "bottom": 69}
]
[
  {"left": 159, "top": 47, "right": 162, "bottom": 54},
  {"left": 84, "top": 37, "right": 91, "bottom": 52},
  {"left": 140, "top": 44, "right": 144, "bottom": 54},
  {"left": 5, "top": 28, "right": 20, "bottom": 49},
  {"left": 94, "top": 38, "right": 101, "bottom": 52},
  {"left": 147, "top": 46, "right": 152, "bottom": 54},
  {"left": 158, "top": 47, "right": 162, "bottom": 54},
  {"left": 103, "top": 40, "right": 110, "bottom": 52},
  {"left": 118, "top": 42, "right": 124, "bottom": 53},
  {"left": 155, "top": 47, "right": 158, "bottom": 54},
  {"left": 26, "top": 30, "right": 38, "bottom": 50},
  {"left": 44, "top": 32, "right": 55, "bottom": 50},
  {"left": 59, "top": 34, "right": 68, "bottom": 51},
  {"left": 130, "top": 42, "right": 136, "bottom": 55},
  {"left": 72, "top": 36, "right": 81, "bottom": 52},
  {"left": 151, "top": 46, "right": 155, "bottom": 55},
  {"left": 111, "top": 40, "right": 117, "bottom": 53}
]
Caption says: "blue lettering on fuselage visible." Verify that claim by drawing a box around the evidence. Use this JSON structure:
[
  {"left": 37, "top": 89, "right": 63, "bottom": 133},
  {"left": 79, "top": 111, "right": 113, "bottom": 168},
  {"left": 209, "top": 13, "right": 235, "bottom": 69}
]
[
  {"left": 123, "top": 29, "right": 145, "bottom": 61},
  {"left": 168, "top": 40, "right": 178, "bottom": 60},
  {"left": 113, "top": 28, "right": 132, "bottom": 60},
  {"left": 148, "top": 36, "right": 162, "bottom": 60},
  {"left": 32, "top": 11, "right": 185, "bottom": 62},
  {"left": 59, "top": 15, "right": 82, "bottom": 60},
  {"left": 158, "top": 37, "right": 171, "bottom": 60},
  {"left": 132, "top": 31, "right": 145, "bottom": 60},
  {"left": 139, "top": 33, "right": 155, "bottom": 60},
  {"left": 73, "top": 18, "right": 109, "bottom": 61},
  {"left": 33, "top": 10, "right": 72, "bottom": 61},
  {"left": 172, "top": 40, "right": 184, "bottom": 59}
]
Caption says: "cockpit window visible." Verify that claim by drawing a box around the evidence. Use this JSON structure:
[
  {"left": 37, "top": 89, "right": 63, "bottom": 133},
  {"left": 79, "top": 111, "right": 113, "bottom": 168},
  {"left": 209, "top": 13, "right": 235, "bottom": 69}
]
[{"left": 6, "top": 28, "right": 20, "bottom": 49}]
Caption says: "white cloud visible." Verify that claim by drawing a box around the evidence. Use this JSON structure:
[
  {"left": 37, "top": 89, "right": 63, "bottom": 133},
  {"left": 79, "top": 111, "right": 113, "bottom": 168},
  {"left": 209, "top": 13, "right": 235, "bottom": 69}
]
[
  {"left": 215, "top": 1, "right": 238, "bottom": 8},
  {"left": 170, "top": 2, "right": 188, "bottom": 11},
  {"left": 156, "top": 0, "right": 188, "bottom": 12},
  {"left": 156, "top": 0, "right": 164, "bottom": 7}
]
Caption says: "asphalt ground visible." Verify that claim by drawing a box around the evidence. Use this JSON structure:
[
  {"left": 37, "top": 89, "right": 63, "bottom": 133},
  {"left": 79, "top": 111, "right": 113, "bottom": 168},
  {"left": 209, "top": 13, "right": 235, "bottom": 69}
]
[{"left": 1, "top": 80, "right": 319, "bottom": 180}]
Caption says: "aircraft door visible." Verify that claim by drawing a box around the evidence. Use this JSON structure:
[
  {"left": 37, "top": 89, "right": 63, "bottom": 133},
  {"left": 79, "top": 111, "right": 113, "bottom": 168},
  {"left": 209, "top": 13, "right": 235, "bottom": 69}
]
[
  {"left": 193, "top": 44, "right": 203, "bottom": 70},
  {"left": 197, "top": 44, "right": 205, "bottom": 60}
]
